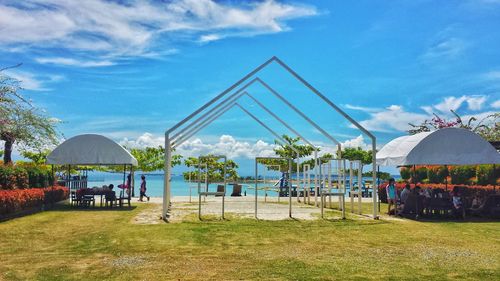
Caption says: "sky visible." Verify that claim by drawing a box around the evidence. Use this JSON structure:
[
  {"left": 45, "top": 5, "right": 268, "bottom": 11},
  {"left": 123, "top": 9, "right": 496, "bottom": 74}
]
[{"left": 1, "top": 0, "right": 500, "bottom": 175}]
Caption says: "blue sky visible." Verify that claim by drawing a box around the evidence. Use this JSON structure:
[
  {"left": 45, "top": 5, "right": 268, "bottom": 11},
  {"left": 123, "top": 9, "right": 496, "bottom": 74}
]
[{"left": 1, "top": 0, "right": 499, "bottom": 175}]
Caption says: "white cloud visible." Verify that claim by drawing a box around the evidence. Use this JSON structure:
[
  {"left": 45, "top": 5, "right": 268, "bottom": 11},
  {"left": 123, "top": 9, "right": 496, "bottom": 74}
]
[
  {"left": 199, "top": 33, "right": 223, "bottom": 43},
  {"left": 492, "top": 100, "right": 500, "bottom": 109},
  {"left": 344, "top": 104, "right": 380, "bottom": 113},
  {"left": 341, "top": 135, "right": 369, "bottom": 150},
  {"left": 3, "top": 70, "right": 63, "bottom": 91},
  {"left": 120, "top": 133, "right": 164, "bottom": 148},
  {"left": 421, "top": 38, "right": 467, "bottom": 60},
  {"left": 0, "top": 0, "right": 318, "bottom": 65},
  {"left": 119, "top": 133, "right": 277, "bottom": 159},
  {"left": 482, "top": 70, "right": 500, "bottom": 80},
  {"left": 428, "top": 95, "right": 488, "bottom": 113},
  {"left": 466, "top": 96, "right": 487, "bottom": 111},
  {"left": 350, "top": 94, "right": 497, "bottom": 133},
  {"left": 35, "top": 57, "right": 114, "bottom": 67},
  {"left": 357, "top": 105, "right": 428, "bottom": 132}
]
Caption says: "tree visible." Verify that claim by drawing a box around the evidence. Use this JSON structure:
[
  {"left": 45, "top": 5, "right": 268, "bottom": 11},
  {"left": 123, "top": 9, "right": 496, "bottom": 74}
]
[
  {"left": 183, "top": 155, "right": 239, "bottom": 182},
  {"left": 1, "top": 66, "right": 60, "bottom": 164},
  {"left": 129, "top": 146, "right": 182, "bottom": 172},
  {"left": 258, "top": 135, "right": 315, "bottom": 172},
  {"left": 408, "top": 110, "right": 499, "bottom": 141},
  {"left": 21, "top": 150, "right": 50, "bottom": 165},
  {"left": 337, "top": 147, "right": 373, "bottom": 165}
]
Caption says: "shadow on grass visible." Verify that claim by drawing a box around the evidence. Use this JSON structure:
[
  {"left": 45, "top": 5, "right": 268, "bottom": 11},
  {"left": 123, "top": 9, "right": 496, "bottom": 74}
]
[
  {"left": 406, "top": 215, "right": 500, "bottom": 224},
  {"left": 48, "top": 202, "right": 137, "bottom": 212}
]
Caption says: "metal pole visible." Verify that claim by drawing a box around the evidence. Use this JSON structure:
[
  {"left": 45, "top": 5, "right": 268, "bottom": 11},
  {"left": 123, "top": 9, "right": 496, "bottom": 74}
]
[
  {"left": 255, "top": 159, "right": 258, "bottom": 219},
  {"left": 372, "top": 139, "right": 378, "bottom": 219},
  {"left": 289, "top": 158, "right": 292, "bottom": 218},
  {"left": 166, "top": 58, "right": 275, "bottom": 135},
  {"left": 296, "top": 152, "right": 300, "bottom": 203},
  {"left": 163, "top": 134, "right": 172, "bottom": 220},
  {"left": 350, "top": 161, "right": 354, "bottom": 213},
  {"left": 358, "top": 161, "right": 363, "bottom": 215},
  {"left": 222, "top": 156, "right": 226, "bottom": 220},
  {"left": 314, "top": 150, "right": 318, "bottom": 207},
  {"left": 198, "top": 158, "right": 201, "bottom": 220}
]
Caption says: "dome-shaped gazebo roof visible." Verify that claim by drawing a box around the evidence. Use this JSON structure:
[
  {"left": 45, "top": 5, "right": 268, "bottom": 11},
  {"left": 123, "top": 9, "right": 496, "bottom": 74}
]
[
  {"left": 376, "top": 128, "right": 500, "bottom": 166},
  {"left": 47, "top": 134, "right": 138, "bottom": 166}
]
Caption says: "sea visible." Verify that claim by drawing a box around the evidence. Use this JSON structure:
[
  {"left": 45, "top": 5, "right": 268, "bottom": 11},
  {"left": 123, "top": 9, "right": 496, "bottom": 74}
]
[{"left": 85, "top": 172, "right": 396, "bottom": 197}]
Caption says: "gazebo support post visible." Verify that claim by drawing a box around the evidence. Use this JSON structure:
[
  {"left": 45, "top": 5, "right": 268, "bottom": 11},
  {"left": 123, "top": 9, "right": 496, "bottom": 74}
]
[{"left": 163, "top": 134, "right": 172, "bottom": 221}]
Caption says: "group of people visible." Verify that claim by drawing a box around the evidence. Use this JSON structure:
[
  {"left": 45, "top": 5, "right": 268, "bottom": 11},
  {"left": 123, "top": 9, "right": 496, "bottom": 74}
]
[
  {"left": 106, "top": 174, "right": 151, "bottom": 202},
  {"left": 385, "top": 178, "right": 467, "bottom": 219}
]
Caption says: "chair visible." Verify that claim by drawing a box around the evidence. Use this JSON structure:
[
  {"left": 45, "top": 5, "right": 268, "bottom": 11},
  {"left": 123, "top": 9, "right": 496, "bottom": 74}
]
[
  {"left": 70, "top": 191, "right": 81, "bottom": 207},
  {"left": 215, "top": 185, "right": 225, "bottom": 197},
  {"left": 115, "top": 189, "right": 131, "bottom": 207},
  {"left": 81, "top": 195, "right": 95, "bottom": 208},
  {"left": 105, "top": 191, "right": 116, "bottom": 208},
  {"left": 231, "top": 184, "right": 242, "bottom": 196}
]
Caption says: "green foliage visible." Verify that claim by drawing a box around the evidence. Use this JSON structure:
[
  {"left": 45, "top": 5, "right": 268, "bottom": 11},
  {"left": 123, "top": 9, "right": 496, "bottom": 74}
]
[
  {"left": 426, "top": 166, "right": 449, "bottom": 184},
  {"left": 450, "top": 166, "right": 475, "bottom": 185},
  {"left": 21, "top": 150, "right": 50, "bottom": 165},
  {"left": 337, "top": 147, "right": 373, "bottom": 165},
  {"left": 128, "top": 146, "right": 182, "bottom": 172},
  {"left": 258, "top": 135, "right": 316, "bottom": 172},
  {"left": 183, "top": 155, "right": 239, "bottom": 182},
  {"left": 0, "top": 163, "right": 53, "bottom": 189},
  {"left": 1, "top": 67, "right": 60, "bottom": 164},
  {"left": 476, "top": 165, "right": 498, "bottom": 186},
  {"left": 400, "top": 167, "right": 411, "bottom": 180},
  {"left": 274, "top": 135, "right": 314, "bottom": 159},
  {"left": 414, "top": 167, "right": 427, "bottom": 182},
  {"left": 407, "top": 110, "right": 499, "bottom": 141},
  {"left": 363, "top": 171, "right": 391, "bottom": 180}
]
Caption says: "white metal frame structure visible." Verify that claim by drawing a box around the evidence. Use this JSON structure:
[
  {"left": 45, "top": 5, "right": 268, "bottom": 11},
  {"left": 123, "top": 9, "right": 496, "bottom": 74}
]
[
  {"left": 198, "top": 155, "right": 227, "bottom": 220},
  {"left": 163, "top": 56, "right": 378, "bottom": 220},
  {"left": 263, "top": 164, "right": 281, "bottom": 202},
  {"left": 255, "top": 157, "right": 293, "bottom": 219},
  {"left": 349, "top": 160, "right": 363, "bottom": 215},
  {"left": 320, "top": 158, "right": 347, "bottom": 219}
]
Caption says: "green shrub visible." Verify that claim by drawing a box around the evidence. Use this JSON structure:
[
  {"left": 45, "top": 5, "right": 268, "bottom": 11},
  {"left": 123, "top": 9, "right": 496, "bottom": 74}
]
[
  {"left": 476, "top": 165, "right": 496, "bottom": 186},
  {"left": 427, "top": 166, "right": 448, "bottom": 184},
  {"left": 0, "top": 164, "right": 52, "bottom": 189},
  {"left": 400, "top": 167, "right": 411, "bottom": 180},
  {"left": 450, "top": 166, "right": 475, "bottom": 185},
  {"left": 414, "top": 167, "right": 427, "bottom": 182},
  {"left": 13, "top": 166, "right": 29, "bottom": 189}
]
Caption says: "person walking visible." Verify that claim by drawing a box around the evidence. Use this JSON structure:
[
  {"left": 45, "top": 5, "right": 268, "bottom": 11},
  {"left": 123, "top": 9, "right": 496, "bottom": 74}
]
[{"left": 139, "top": 175, "right": 150, "bottom": 202}]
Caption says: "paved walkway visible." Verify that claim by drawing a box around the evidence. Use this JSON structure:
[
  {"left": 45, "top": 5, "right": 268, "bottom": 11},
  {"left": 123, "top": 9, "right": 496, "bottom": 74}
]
[{"left": 132, "top": 196, "right": 376, "bottom": 224}]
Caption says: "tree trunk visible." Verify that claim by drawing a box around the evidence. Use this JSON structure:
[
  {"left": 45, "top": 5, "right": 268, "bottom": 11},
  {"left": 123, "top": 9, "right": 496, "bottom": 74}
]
[{"left": 3, "top": 139, "right": 13, "bottom": 164}]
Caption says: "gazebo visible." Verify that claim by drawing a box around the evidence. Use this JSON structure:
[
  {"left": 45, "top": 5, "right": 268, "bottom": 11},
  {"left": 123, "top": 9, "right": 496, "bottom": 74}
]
[
  {"left": 47, "top": 134, "right": 138, "bottom": 199},
  {"left": 376, "top": 128, "right": 500, "bottom": 166}
]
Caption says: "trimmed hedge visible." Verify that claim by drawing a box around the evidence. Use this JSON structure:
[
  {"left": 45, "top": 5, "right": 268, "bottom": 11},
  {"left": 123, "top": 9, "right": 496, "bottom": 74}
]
[
  {"left": 0, "top": 186, "right": 68, "bottom": 216},
  {"left": 0, "top": 164, "right": 54, "bottom": 190},
  {"left": 400, "top": 165, "right": 498, "bottom": 185}
]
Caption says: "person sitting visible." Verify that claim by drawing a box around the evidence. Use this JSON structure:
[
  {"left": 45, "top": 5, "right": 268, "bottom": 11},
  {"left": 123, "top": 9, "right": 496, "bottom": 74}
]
[
  {"left": 398, "top": 184, "right": 411, "bottom": 214},
  {"left": 105, "top": 184, "right": 116, "bottom": 207},
  {"left": 400, "top": 184, "right": 411, "bottom": 205},
  {"left": 451, "top": 186, "right": 464, "bottom": 219},
  {"left": 471, "top": 195, "right": 482, "bottom": 209},
  {"left": 423, "top": 187, "right": 433, "bottom": 215}
]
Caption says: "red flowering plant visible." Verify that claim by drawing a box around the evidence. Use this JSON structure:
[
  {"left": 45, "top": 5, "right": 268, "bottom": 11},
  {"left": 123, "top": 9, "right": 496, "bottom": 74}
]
[{"left": 0, "top": 186, "right": 68, "bottom": 216}]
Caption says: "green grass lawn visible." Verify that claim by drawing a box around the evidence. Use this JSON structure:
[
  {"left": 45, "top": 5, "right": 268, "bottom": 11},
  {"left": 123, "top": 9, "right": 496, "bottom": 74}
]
[{"left": 0, "top": 203, "right": 499, "bottom": 281}]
